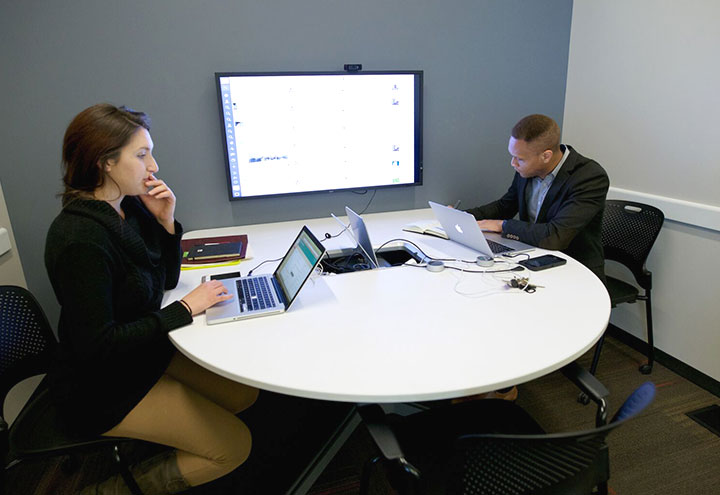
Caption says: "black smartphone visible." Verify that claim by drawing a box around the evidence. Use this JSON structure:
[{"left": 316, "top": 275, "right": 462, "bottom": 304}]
[
  {"left": 518, "top": 254, "right": 567, "bottom": 271},
  {"left": 202, "top": 271, "right": 241, "bottom": 283}
]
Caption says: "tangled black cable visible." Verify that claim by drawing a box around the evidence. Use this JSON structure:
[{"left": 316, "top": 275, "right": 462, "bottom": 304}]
[
  {"left": 354, "top": 188, "right": 378, "bottom": 214},
  {"left": 321, "top": 252, "right": 372, "bottom": 273}
]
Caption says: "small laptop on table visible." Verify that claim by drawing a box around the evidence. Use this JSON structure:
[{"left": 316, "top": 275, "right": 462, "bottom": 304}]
[
  {"left": 344, "top": 206, "right": 381, "bottom": 268},
  {"left": 428, "top": 201, "right": 533, "bottom": 257},
  {"left": 206, "top": 226, "right": 326, "bottom": 325},
  {"left": 331, "top": 207, "right": 392, "bottom": 269}
]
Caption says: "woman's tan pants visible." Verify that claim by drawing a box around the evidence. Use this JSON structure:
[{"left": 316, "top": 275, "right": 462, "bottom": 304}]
[{"left": 102, "top": 352, "right": 259, "bottom": 487}]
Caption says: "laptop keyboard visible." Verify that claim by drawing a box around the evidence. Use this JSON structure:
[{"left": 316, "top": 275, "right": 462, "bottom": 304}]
[
  {"left": 237, "top": 277, "right": 276, "bottom": 311},
  {"left": 487, "top": 239, "right": 513, "bottom": 254}
]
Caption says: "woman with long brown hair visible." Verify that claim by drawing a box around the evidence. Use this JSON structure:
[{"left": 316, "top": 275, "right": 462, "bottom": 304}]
[{"left": 46, "top": 103, "right": 258, "bottom": 494}]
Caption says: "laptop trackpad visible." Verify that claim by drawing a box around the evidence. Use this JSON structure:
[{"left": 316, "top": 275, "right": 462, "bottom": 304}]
[{"left": 206, "top": 281, "right": 241, "bottom": 318}]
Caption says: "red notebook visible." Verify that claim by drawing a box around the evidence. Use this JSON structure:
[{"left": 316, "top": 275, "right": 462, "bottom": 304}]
[{"left": 181, "top": 234, "right": 248, "bottom": 264}]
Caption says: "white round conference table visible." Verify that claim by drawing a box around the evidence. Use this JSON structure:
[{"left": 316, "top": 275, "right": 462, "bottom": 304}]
[{"left": 164, "top": 208, "right": 610, "bottom": 403}]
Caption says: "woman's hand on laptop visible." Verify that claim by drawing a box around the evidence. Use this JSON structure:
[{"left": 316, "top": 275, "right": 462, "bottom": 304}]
[
  {"left": 181, "top": 280, "right": 233, "bottom": 316},
  {"left": 476, "top": 219, "right": 503, "bottom": 233}
]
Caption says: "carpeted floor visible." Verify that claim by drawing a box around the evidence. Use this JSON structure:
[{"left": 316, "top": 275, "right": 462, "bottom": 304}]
[{"left": 5, "top": 335, "right": 720, "bottom": 494}]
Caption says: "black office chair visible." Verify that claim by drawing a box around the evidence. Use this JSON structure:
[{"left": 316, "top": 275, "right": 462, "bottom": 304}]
[
  {"left": 591, "top": 200, "right": 665, "bottom": 376},
  {"left": 0, "top": 285, "right": 144, "bottom": 495},
  {"left": 359, "top": 364, "right": 655, "bottom": 495}
]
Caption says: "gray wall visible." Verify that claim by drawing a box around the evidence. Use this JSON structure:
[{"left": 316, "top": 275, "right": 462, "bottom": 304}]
[{"left": 0, "top": 0, "right": 572, "bottom": 323}]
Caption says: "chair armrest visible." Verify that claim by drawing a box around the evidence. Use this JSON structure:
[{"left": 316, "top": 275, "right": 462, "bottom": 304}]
[
  {"left": 358, "top": 404, "right": 421, "bottom": 479},
  {"left": 561, "top": 361, "right": 609, "bottom": 399},
  {"left": 358, "top": 404, "right": 405, "bottom": 461},
  {"left": 561, "top": 361, "right": 610, "bottom": 426}
]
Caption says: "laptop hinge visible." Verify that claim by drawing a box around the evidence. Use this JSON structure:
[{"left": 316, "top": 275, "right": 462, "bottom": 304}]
[{"left": 272, "top": 277, "right": 287, "bottom": 306}]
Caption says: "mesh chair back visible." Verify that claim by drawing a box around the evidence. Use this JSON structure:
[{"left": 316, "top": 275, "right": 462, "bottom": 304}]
[
  {"left": 0, "top": 286, "right": 57, "bottom": 403},
  {"left": 601, "top": 200, "right": 664, "bottom": 288},
  {"left": 450, "top": 382, "right": 656, "bottom": 495},
  {"left": 1, "top": 286, "right": 145, "bottom": 495},
  {"left": 451, "top": 432, "right": 610, "bottom": 495}
]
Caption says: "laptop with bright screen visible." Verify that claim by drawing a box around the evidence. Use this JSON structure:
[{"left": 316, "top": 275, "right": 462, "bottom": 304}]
[{"left": 205, "top": 226, "right": 325, "bottom": 324}]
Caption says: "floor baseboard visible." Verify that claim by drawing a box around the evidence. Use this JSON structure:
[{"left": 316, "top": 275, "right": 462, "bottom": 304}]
[{"left": 606, "top": 324, "right": 720, "bottom": 398}]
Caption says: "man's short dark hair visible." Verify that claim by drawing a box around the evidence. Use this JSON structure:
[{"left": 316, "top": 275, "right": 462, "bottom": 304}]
[{"left": 511, "top": 114, "right": 561, "bottom": 153}]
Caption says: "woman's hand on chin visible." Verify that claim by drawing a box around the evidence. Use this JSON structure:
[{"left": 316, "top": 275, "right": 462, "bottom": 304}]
[{"left": 140, "top": 174, "right": 176, "bottom": 233}]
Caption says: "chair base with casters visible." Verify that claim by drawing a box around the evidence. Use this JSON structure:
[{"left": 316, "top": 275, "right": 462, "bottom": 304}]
[
  {"left": 0, "top": 285, "right": 144, "bottom": 495},
  {"left": 359, "top": 363, "right": 655, "bottom": 495}
]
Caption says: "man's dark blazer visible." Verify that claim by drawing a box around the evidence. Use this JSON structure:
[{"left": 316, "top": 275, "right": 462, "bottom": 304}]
[{"left": 466, "top": 145, "right": 609, "bottom": 281}]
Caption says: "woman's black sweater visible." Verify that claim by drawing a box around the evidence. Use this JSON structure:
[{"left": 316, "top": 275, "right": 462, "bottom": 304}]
[{"left": 45, "top": 197, "right": 192, "bottom": 435}]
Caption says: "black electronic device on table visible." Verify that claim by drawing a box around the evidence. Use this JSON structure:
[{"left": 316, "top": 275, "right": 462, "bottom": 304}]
[
  {"left": 518, "top": 254, "right": 567, "bottom": 271},
  {"left": 202, "top": 271, "right": 242, "bottom": 283},
  {"left": 210, "top": 271, "right": 242, "bottom": 281}
]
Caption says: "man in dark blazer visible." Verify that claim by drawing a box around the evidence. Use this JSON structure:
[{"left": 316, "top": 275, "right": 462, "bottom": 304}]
[{"left": 466, "top": 114, "right": 609, "bottom": 282}]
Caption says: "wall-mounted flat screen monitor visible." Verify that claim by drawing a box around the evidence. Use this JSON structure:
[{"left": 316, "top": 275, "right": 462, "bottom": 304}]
[{"left": 215, "top": 70, "right": 423, "bottom": 200}]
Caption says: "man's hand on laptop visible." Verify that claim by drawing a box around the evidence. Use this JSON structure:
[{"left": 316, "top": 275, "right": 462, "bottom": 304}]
[{"left": 477, "top": 219, "right": 503, "bottom": 233}]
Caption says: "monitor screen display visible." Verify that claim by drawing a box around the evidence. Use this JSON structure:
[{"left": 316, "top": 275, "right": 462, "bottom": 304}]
[{"left": 215, "top": 71, "right": 423, "bottom": 200}]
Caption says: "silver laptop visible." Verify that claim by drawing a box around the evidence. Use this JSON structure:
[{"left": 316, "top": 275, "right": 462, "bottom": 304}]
[
  {"left": 428, "top": 201, "right": 533, "bottom": 257},
  {"left": 206, "top": 226, "right": 326, "bottom": 324},
  {"left": 344, "top": 207, "right": 380, "bottom": 268}
]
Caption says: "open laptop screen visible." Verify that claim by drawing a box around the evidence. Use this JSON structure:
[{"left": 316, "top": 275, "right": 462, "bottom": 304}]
[{"left": 274, "top": 227, "right": 325, "bottom": 306}]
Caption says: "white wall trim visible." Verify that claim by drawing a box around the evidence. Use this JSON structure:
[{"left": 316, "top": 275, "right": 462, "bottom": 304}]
[{"left": 608, "top": 187, "right": 720, "bottom": 233}]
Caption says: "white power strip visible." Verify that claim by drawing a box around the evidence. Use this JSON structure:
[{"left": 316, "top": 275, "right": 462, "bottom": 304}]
[{"left": 0, "top": 227, "right": 11, "bottom": 256}]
